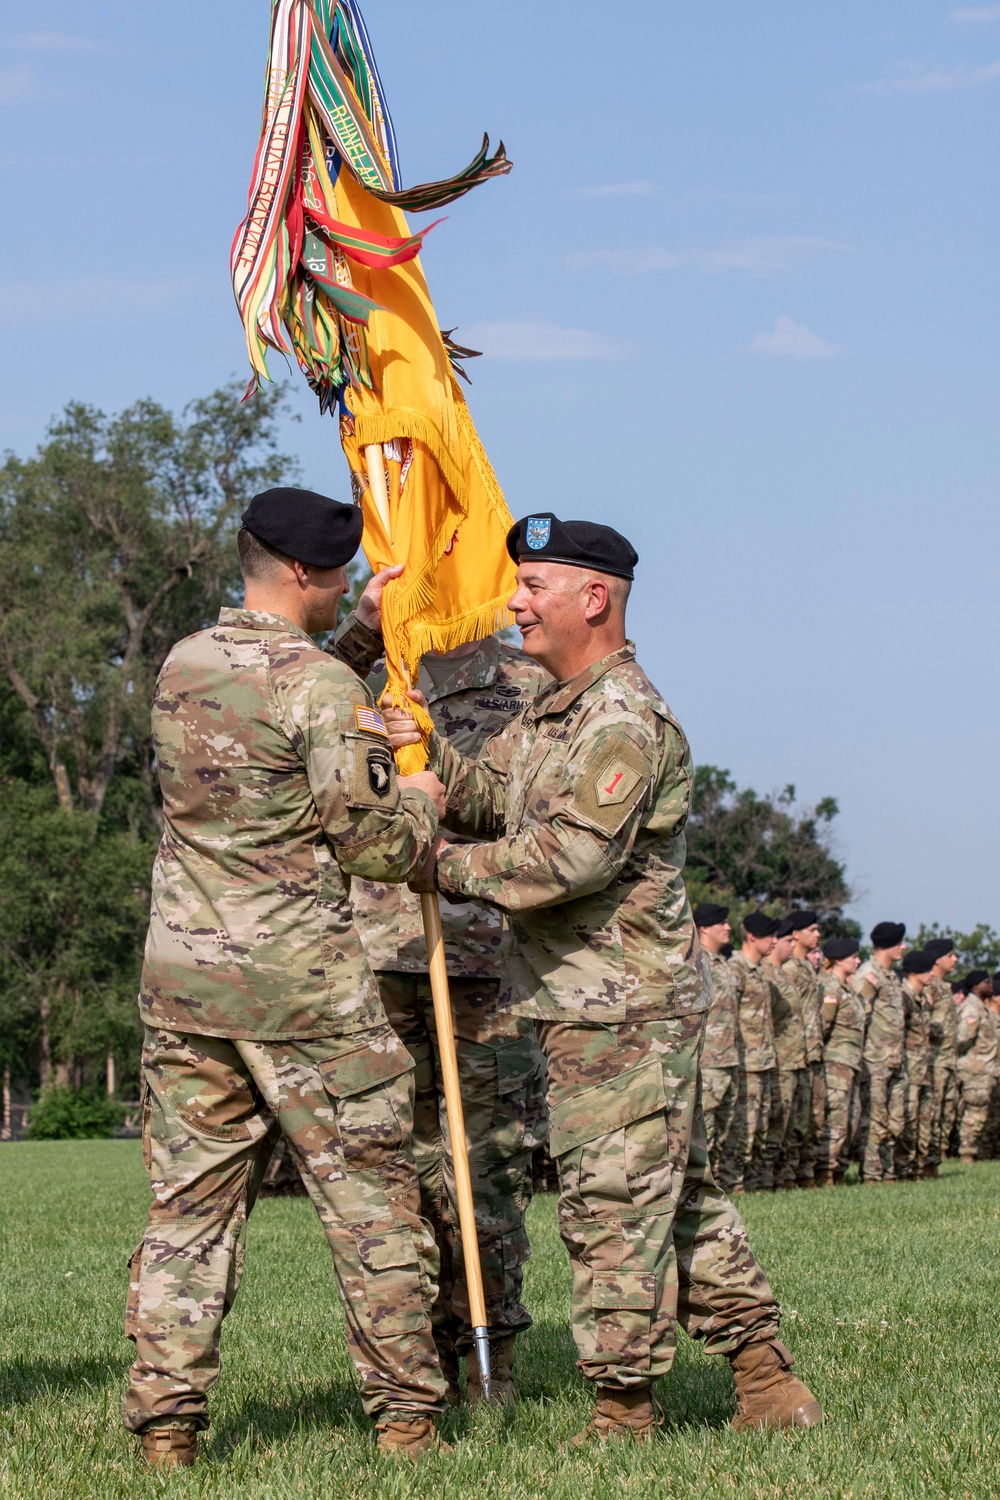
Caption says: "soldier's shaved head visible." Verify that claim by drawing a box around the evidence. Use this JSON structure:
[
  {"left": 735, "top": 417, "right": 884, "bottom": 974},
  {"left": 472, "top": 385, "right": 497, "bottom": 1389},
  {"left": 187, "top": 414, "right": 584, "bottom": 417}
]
[{"left": 237, "top": 526, "right": 291, "bottom": 582}]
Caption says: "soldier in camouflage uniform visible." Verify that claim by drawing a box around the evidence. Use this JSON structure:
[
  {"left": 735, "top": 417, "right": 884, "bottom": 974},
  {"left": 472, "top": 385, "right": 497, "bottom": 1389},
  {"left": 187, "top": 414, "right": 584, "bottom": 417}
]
[
  {"left": 816, "top": 939, "right": 864, "bottom": 1185},
  {"left": 693, "top": 903, "right": 740, "bottom": 1183},
  {"left": 123, "top": 490, "right": 453, "bottom": 1468},
  {"left": 723, "top": 914, "right": 779, "bottom": 1194},
  {"left": 899, "top": 951, "right": 935, "bottom": 1179},
  {"left": 350, "top": 632, "right": 549, "bottom": 1404},
  {"left": 388, "top": 515, "right": 821, "bottom": 1439},
  {"left": 763, "top": 921, "right": 810, "bottom": 1191},
  {"left": 852, "top": 922, "right": 908, "bottom": 1184},
  {"left": 923, "top": 938, "right": 960, "bottom": 1172},
  {"left": 955, "top": 971, "right": 1000, "bottom": 1163},
  {"left": 781, "top": 912, "right": 824, "bottom": 1187}
]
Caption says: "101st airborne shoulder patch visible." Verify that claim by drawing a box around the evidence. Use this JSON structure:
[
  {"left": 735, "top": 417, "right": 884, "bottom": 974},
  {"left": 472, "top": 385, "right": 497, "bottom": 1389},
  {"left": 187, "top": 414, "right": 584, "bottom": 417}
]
[{"left": 366, "top": 748, "right": 393, "bottom": 798}]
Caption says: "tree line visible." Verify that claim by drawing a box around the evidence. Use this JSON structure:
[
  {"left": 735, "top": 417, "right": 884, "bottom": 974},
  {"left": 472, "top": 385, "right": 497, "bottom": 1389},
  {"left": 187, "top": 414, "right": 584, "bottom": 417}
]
[{"left": 0, "top": 385, "right": 993, "bottom": 1115}]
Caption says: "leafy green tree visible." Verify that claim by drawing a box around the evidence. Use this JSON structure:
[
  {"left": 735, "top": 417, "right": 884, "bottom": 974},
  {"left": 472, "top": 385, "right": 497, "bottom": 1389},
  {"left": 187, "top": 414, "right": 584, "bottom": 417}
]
[{"left": 684, "top": 765, "right": 857, "bottom": 936}]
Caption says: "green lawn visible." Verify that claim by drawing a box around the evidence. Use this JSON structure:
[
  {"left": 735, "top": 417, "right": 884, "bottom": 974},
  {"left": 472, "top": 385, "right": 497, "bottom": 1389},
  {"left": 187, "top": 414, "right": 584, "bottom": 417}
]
[{"left": 0, "top": 1142, "right": 998, "bottom": 1498}]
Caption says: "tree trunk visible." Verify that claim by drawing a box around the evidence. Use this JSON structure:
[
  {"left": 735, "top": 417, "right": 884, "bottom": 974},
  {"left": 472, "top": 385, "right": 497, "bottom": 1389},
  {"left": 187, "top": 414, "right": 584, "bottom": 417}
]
[
  {"left": 39, "top": 991, "right": 52, "bottom": 1088},
  {"left": 106, "top": 1052, "right": 116, "bottom": 1098}
]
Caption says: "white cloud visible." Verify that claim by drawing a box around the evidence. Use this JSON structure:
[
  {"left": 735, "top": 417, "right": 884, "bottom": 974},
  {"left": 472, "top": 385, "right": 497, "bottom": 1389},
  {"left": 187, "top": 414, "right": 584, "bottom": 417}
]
[
  {"left": 9, "top": 31, "right": 100, "bottom": 53},
  {"left": 863, "top": 55, "right": 1000, "bottom": 91},
  {"left": 570, "top": 180, "right": 654, "bottom": 199},
  {"left": 949, "top": 5, "right": 1000, "bottom": 23},
  {"left": 0, "top": 65, "right": 43, "bottom": 105},
  {"left": 566, "top": 237, "right": 846, "bottom": 277},
  {"left": 750, "top": 315, "right": 838, "bottom": 360},
  {"left": 463, "top": 320, "right": 620, "bottom": 361}
]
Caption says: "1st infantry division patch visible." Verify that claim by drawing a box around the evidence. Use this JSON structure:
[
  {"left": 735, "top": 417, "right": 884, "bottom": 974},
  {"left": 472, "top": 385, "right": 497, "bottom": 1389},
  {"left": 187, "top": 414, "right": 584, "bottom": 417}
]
[{"left": 595, "top": 761, "right": 642, "bottom": 806}]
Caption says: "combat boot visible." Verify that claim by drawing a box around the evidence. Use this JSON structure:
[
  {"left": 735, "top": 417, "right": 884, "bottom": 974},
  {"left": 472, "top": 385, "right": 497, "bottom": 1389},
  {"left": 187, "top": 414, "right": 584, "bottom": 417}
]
[
  {"left": 573, "top": 1385, "right": 659, "bottom": 1445},
  {"left": 376, "top": 1418, "right": 449, "bottom": 1458},
  {"left": 832, "top": 1169, "right": 846, "bottom": 1187},
  {"left": 814, "top": 1168, "right": 835, "bottom": 1188},
  {"left": 922, "top": 1164, "right": 939, "bottom": 1180},
  {"left": 728, "top": 1338, "right": 823, "bottom": 1431},
  {"left": 466, "top": 1335, "right": 516, "bottom": 1408},
  {"left": 139, "top": 1426, "right": 198, "bottom": 1470}
]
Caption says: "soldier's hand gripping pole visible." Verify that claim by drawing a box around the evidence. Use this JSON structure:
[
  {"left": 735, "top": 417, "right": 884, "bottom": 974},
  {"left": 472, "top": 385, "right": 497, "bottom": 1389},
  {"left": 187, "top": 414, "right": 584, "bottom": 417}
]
[{"left": 420, "top": 890, "right": 492, "bottom": 1400}]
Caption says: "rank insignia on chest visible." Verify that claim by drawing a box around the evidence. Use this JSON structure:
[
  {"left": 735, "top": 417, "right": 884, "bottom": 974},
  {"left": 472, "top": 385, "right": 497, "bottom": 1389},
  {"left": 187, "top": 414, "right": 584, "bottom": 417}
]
[
  {"left": 367, "top": 748, "right": 393, "bottom": 797},
  {"left": 595, "top": 761, "right": 641, "bottom": 806},
  {"left": 355, "top": 705, "right": 389, "bottom": 738}
]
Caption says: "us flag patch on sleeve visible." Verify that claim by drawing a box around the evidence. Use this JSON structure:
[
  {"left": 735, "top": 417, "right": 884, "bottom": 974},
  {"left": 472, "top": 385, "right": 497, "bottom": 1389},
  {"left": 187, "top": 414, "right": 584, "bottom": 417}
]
[{"left": 355, "top": 706, "right": 389, "bottom": 738}]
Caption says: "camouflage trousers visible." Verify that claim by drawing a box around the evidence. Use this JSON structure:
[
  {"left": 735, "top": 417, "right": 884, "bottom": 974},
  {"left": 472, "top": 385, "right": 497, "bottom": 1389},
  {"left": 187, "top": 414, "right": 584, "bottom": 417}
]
[
  {"left": 377, "top": 973, "right": 547, "bottom": 1362},
  {"left": 858, "top": 1062, "right": 907, "bottom": 1182},
  {"left": 901, "top": 1079, "right": 933, "bottom": 1176},
  {"left": 701, "top": 1066, "right": 737, "bottom": 1179},
  {"left": 927, "top": 1062, "right": 958, "bottom": 1166},
  {"left": 763, "top": 1067, "right": 811, "bottom": 1189},
  {"left": 123, "top": 1025, "right": 447, "bottom": 1434},
  {"left": 719, "top": 1069, "right": 773, "bottom": 1193},
  {"left": 540, "top": 1016, "right": 780, "bottom": 1388},
  {"left": 956, "top": 1075, "right": 998, "bottom": 1160},
  {"left": 797, "top": 1059, "right": 824, "bottom": 1183},
  {"left": 817, "top": 1061, "right": 860, "bottom": 1174}
]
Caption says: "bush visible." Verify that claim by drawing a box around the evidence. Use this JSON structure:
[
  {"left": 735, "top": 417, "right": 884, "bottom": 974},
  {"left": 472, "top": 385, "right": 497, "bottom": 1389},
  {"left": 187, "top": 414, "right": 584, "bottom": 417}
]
[{"left": 25, "top": 1085, "right": 125, "bottom": 1140}]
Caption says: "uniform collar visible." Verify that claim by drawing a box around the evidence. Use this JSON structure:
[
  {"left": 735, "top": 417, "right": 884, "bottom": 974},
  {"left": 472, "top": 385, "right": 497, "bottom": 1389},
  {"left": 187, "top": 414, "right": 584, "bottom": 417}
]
[
  {"left": 217, "top": 607, "right": 315, "bottom": 647},
  {"left": 417, "top": 635, "right": 503, "bottom": 705},
  {"left": 526, "top": 642, "right": 635, "bottom": 721}
]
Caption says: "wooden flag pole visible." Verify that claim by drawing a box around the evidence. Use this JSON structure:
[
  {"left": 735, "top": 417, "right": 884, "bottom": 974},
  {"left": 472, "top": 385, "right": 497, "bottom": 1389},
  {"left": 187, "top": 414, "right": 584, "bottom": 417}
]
[
  {"left": 366, "top": 466, "right": 492, "bottom": 1398},
  {"left": 420, "top": 892, "right": 493, "bottom": 1398}
]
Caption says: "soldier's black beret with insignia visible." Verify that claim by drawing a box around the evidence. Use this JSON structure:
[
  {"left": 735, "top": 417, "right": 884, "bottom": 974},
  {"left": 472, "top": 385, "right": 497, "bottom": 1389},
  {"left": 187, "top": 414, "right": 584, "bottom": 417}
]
[
  {"left": 506, "top": 512, "right": 638, "bottom": 580},
  {"left": 823, "top": 937, "right": 859, "bottom": 961},
  {"left": 902, "top": 949, "right": 934, "bottom": 975},
  {"left": 694, "top": 901, "right": 730, "bottom": 928},
  {"left": 924, "top": 937, "right": 954, "bottom": 959},
  {"left": 242, "top": 487, "right": 363, "bottom": 569},
  {"left": 870, "top": 921, "right": 905, "bottom": 949},
  {"left": 743, "top": 911, "right": 780, "bottom": 938},
  {"left": 775, "top": 917, "right": 796, "bottom": 939},
  {"left": 785, "top": 909, "right": 819, "bottom": 930}
]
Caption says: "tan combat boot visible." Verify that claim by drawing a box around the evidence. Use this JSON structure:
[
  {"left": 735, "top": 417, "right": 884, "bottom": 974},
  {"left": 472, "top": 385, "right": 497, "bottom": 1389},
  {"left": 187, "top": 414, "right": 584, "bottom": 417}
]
[
  {"left": 376, "top": 1417, "right": 449, "bottom": 1457},
  {"left": 729, "top": 1339, "right": 823, "bottom": 1431},
  {"left": 814, "top": 1168, "right": 835, "bottom": 1188},
  {"left": 465, "top": 1335, "right": 516, "bottom": 1408},
  {"left": 573, "top": 1386, "right": 658, "bottom": 1445},
  {"left": 139, "top": 1427, "right": 198, "bottom": 1469}
]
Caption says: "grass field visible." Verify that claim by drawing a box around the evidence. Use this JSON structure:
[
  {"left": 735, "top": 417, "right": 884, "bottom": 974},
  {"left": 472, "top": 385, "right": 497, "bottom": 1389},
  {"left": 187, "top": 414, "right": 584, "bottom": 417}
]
[{"left": 1, "top": 1143, "right": 998, "bottom": 1498}]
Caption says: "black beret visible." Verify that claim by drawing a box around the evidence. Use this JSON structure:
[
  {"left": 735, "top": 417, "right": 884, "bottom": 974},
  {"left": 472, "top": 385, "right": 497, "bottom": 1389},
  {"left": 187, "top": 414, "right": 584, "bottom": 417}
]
[
  {"left": 506, "top": 513, "right": 638, "bottom": 580},
  {"left": 902, "top": 950, "right": 934, "bottom": 976},
  {"left": 870, "top": 921, "right": 905, "bottom": 949},
  {"left": 775, "top": 917, "right": 796, "bottom": 939},
  {"left": 950, "top": 979, "right": 966, "bottom": 995},
  {"left": 241, "top": 487, "right": 363, "bottom": 569},
  {"left": 743, "top": 912, "right": 779, "bottom": 939},
  {"left": 965, "top": 969, "right": 989, "bottom": 990},
  {"left": 786, "top": 909, "right": 819, "bottom": 931},
  {"left": 823, "top": 937, "right": 859, "bottom": 961},
  {"left": 993, "top": 975, "right": 1000, "bottom": 997},
  {"left": 694, "top": 902, "right": 730, "bottom": 928},
  {"left": 923, "top": 937, "right": 954, "bottom": 960}
]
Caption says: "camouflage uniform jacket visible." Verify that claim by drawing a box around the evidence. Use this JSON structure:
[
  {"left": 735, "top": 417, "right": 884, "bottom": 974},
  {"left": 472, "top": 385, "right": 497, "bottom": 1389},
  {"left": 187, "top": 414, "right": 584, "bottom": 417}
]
[
  {"left": 728, "top": 953, "right": 777, "bottom": 1072},
  {"left": 702, "top": 951, "right": 740, "bottom": 1068},
  {"left": 139, "top": 608, "right": 438, "bottom": 1041},
  {"left": 955, "top": 995, "right": 1000, "bottom": 1080},
  {"left": 781, "top": 955, "right": 824, "bottom": 1064},
  {"left": 429, "top": 643, "right": 710, "bottom": 1024},
  {"left": 764, "top": 960, "right": 808, "bottom": 1071},
  {"left": 901, "top": 979, "right": 931, "bottom": 1087},
  {"left": 926, "top": 974, "right": 957, "bottom": 1068},
  {"left": 351, "top": 636, "right": 549, "bottom": 976},
  {"left": 853, "top": 958, "right": 905, "bottom": 1070},
  {"left": 820, "top": 972, "right": 865, "bottom": 1069}
]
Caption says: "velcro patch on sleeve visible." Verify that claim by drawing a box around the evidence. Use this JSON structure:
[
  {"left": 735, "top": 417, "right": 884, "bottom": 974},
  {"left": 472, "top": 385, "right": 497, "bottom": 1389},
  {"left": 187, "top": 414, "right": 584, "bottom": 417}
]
[
  {"left": 570, "top": 734, "right": 653, "bottom": 837},
  {"left": 355, "top": 705, "right": 389, "bottom": 738}
]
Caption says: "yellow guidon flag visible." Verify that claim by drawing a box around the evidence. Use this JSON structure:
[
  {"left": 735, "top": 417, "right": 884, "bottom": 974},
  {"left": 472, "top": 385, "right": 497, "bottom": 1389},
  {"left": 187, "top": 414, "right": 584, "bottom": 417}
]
[{"left": 230, "top": 0, "right": 517, "bottom": 773}]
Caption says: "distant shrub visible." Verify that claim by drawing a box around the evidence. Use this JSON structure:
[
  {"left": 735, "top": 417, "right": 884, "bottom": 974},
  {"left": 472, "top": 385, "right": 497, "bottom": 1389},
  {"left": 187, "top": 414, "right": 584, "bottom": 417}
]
[{"left": 25, "top": 1086, "right": 125, "bottom": 1140}]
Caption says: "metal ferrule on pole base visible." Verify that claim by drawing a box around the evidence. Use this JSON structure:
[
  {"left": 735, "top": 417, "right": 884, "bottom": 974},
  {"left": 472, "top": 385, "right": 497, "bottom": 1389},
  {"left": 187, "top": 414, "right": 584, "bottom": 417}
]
[{"left": 472, "top": 1326, "right": 492, "bottom": 1402}]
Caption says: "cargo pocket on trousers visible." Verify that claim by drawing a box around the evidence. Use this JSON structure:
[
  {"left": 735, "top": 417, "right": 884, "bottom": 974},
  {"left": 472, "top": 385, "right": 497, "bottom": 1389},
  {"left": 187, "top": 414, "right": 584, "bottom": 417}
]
[
  {"left": 320, "top": 1031, "right": 415, "bottom": 1173},
  {"left": 592, "top": 1269, "right": 657, "bottom": 1370},
  {"left": 124, "top": 1239, "right": 144, "bottom": 1342},
  {"left": 356, "top": 1225, "right": 427, "bottom": 1339}
]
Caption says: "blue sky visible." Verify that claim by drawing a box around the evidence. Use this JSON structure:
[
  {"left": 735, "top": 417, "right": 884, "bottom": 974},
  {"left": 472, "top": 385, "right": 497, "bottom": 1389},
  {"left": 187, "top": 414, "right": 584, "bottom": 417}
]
[{"left": 0, "top": 2, "right": 997, "bottom": 935}]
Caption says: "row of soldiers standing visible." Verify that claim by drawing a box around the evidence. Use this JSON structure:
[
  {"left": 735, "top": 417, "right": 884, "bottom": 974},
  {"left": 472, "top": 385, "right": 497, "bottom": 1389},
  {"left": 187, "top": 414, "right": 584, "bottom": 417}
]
[{"left": 697, "top": 907, "right": 999, "bottom": 1188}]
